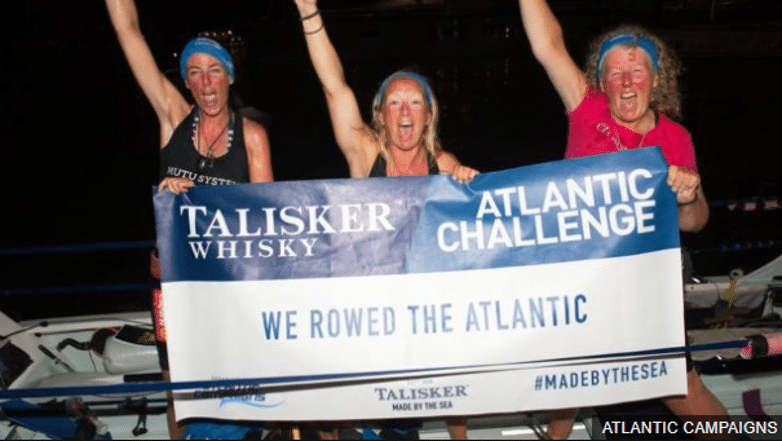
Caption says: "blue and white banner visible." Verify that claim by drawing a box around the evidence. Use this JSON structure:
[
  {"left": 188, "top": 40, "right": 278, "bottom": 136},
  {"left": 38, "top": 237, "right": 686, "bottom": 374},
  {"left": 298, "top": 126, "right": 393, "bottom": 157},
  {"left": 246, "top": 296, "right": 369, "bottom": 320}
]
[{"left": 154, "top": 147, "right": 687, "bottom": 421}]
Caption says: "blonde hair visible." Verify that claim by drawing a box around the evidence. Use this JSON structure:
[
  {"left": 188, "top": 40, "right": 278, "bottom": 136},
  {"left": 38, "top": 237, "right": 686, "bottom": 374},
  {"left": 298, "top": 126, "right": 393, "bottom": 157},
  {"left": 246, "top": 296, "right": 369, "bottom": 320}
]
[
  {"left": 584, "top": 24, "right": 683, "bottom": 120},
  {"left": 370, "top": 71, "right": 442, "bottom": 163}
]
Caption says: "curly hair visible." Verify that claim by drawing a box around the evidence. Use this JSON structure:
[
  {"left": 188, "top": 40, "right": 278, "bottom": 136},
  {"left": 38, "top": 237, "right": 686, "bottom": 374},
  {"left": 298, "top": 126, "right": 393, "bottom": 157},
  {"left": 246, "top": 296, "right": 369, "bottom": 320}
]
[
  {"left": 370, "top": 71, "right": 442, "bottom": 163},
  {"left": 584, "top": 25, "right": 683, "bottom": 120}
]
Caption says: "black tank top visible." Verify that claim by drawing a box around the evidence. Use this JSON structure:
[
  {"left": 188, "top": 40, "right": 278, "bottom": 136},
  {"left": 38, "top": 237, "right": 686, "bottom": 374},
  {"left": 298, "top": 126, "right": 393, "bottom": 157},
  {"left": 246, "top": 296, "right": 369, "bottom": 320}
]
[
  {"left": 159, "top": 109, "right": 249, "bottom": 185},
  {"left": 368, "top": 152, "right": 440, "bottom": 177}
]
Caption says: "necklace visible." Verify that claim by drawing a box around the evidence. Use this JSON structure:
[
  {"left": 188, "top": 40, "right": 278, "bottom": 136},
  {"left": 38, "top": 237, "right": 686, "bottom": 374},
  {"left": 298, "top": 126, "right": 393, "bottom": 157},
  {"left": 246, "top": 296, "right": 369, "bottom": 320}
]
[
  {"left": 598, "top": 121, "right": 649, "bottom": 152},
  {"left": 628, "top": 131, "right": 647, "bottom": 151},
  {"left": 192, "top": 111, "right": 234, "bottom": 171}
]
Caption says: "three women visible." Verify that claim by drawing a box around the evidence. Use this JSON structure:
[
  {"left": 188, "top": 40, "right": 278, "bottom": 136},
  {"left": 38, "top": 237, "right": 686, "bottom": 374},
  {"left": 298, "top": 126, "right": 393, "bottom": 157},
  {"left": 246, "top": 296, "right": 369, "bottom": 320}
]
[{"left": 107, "top": 0, "right": 725, "bottom": 437}]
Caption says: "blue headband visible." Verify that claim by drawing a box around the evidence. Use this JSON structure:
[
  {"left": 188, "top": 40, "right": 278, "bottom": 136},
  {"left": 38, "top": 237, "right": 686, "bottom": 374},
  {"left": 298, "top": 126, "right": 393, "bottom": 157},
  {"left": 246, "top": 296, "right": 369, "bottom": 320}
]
[
  {"left": 375, "top": 71, "right": 433, "bottom": 107},
  {"left": 180, "top": 37, "right": 235, "bottom": 82},
  {"left": 597, "top": 34, "right": 659, "bottom": 78}
]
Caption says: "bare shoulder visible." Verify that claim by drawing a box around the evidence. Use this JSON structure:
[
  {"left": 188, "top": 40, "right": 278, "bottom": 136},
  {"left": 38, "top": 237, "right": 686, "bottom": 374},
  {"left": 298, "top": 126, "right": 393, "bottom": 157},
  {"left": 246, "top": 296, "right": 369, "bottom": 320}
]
[
  {"left": 242, "top": 117, "right": 271, "bottom": 150},
  {"left": 435, "top": 150, "right": 461, "bottom": 171},
  {"left": 241, "top": 116, "right": 274, "bottom": 182}
]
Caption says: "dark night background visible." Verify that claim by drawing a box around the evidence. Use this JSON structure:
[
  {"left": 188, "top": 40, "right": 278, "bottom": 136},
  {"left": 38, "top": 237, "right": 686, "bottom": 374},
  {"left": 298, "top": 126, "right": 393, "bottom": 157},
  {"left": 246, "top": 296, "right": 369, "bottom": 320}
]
[{"left": 3, "top": 0, "right": 781, "bottom": 320}]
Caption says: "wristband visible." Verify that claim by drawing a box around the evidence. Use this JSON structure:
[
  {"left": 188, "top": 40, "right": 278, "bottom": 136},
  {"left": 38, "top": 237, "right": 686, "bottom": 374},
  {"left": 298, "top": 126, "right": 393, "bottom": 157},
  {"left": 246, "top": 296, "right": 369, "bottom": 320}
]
[
  {"left": 299, "top": 9, "right": 320, "bottom": 21},
  {"left": 304, "top": 23, "right": 325, "bottom": 35}
]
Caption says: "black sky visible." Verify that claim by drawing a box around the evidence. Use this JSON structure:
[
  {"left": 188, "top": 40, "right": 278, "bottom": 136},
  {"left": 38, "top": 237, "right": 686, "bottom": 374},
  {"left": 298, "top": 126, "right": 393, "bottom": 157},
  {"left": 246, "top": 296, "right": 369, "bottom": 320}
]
[{"left": 3, "top": 0, "right": 781, "bottom": 318}]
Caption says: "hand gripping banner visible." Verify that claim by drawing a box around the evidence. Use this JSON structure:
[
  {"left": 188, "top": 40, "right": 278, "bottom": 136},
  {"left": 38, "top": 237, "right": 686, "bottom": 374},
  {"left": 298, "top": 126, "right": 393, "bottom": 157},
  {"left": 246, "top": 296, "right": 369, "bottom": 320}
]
[{"left": 153, "top": 147, "right": 687, "bottom": 421}]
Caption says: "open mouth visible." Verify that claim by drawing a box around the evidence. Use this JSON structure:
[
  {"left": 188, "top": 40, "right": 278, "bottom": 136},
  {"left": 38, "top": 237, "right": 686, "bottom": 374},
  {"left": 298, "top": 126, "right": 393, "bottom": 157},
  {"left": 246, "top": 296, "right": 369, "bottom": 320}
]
[
  {"left": 200, "top": 90, "right": 219, "bottom": 109},
  {"left": 619, "top": 91, "right": 638, "bottom": 112},
  {"left": 398, "top": 122, "right": 414, "bottom": 142}
]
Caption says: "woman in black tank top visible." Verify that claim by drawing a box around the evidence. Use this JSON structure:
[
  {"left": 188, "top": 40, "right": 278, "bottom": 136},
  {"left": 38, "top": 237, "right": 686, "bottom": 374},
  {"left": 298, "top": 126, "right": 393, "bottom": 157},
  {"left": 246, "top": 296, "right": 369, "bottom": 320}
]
[
  {"left": 293, "top": 0, "right": 477, "bottom": 438},
  {"left": 292, "top": 0, "right": 476, "bottom": 185},
  {"left": 105, "top": 0, "right": 273, "bottom": 194},
  {"left": 106, "top": 1, "right": 274, "bottom": 438}
]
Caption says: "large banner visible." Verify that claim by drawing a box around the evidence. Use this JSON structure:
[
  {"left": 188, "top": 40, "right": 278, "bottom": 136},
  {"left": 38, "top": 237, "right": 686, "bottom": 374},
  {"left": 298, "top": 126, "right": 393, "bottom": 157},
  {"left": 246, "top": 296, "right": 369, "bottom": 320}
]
[{"left": 154, "top": 147, "right": 687, "bottom": 421}]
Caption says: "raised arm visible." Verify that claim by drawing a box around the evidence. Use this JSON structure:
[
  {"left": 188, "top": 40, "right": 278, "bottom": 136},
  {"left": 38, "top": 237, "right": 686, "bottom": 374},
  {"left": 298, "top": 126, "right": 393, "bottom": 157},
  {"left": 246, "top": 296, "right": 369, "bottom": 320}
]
[
  {"left": 517, "top": 0, "right": 588, "bottom": 111},
  {"left": 292, "top": 0, "right": 377, "bottom": 178},
  {"left": 104, "top": 0, "right": 190, "bottom": 145}
]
